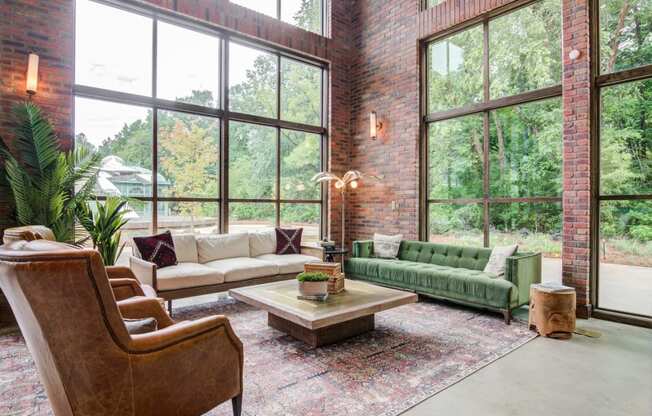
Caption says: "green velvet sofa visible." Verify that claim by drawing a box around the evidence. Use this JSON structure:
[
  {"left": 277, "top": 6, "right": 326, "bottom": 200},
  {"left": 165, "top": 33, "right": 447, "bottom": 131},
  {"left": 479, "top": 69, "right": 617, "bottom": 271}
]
[{"left": 344, "top": 240, "right": 542, "bottom": 324}]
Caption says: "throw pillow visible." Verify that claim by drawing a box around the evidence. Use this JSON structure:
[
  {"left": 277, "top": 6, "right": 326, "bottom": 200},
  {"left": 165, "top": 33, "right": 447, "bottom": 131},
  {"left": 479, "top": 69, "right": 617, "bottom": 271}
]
[
  {"left": 484, "top": 244, "right": 518, "bottom": 277},
  {"left": 124, "top": 317, "right": 158, "bottom": 335},
  {"left": 275, "top": 228, "right": 303, "bottom": 255},
  {"left": 133, "top": 231, "right": 178, "bottom": 269},
  {"left": 373, "top": 233, "right": 403, "bottom": 259}
]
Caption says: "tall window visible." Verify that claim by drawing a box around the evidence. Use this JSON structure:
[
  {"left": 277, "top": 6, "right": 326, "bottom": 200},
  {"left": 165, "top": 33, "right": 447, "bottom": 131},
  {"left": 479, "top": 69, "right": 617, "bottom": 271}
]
[
  {"left": 74, "top": 0, "right": 326, "bottom": 243},
  {"left": 595, "top": 0, "right": 651, "bottom": 318},
  {"left": 423, "top": 0, "right": 562, "bottom": 278},
  {"left": 230, "top": 0, "right": 324, "bottom": 35}
]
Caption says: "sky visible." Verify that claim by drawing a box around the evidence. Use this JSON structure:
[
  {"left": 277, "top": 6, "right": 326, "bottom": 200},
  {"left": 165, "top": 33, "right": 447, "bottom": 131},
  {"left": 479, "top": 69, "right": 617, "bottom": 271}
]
[{"left": 74, "top": 0, "right": 301, "bottom": 146}]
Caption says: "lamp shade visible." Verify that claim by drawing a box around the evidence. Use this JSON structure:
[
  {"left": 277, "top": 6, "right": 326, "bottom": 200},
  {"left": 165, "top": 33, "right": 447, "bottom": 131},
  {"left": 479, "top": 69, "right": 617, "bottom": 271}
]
[{"left": 26, "top": 53, "right": 39, "bottom": 95}]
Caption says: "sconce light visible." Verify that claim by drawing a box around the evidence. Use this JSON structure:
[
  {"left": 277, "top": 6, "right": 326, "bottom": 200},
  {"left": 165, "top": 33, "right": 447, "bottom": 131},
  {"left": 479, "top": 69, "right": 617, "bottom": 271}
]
[
  {"left": 26, "top": 53, "right": 39, "bottom": 97},
  {"left": 370, "top": 111, "right": 383, "bottom": 140},
  {"left": 568, "top": 49, "right": 581, "bottom": 61}
]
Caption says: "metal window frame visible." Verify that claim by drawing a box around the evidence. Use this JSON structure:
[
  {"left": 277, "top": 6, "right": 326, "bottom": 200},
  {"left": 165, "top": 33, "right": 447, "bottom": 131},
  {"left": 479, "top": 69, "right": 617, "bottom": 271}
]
[
  {"left": 73, "top": 0, "right": 328, "bottom": 240},
  {"left": 589, "top": 0, "right": 652, "bottom": 326},
  {"left": 420, "top": 0, "right": 564, "bottom": 247}
]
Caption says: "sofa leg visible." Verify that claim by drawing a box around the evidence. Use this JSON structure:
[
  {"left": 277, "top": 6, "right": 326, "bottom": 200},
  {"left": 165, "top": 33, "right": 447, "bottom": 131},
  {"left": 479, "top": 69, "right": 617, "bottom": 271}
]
[
  {"left": 503, "top": 309, "right": 512, "bottom": 325},
  {"left": 232, "top": 394, "right": 242, "bottom": 416}
]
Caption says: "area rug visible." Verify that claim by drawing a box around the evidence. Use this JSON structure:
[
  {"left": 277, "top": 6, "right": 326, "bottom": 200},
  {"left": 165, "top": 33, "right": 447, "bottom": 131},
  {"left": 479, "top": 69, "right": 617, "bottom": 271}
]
[{"left": 0, "top": 299, "right": 536, "bottom": 416}]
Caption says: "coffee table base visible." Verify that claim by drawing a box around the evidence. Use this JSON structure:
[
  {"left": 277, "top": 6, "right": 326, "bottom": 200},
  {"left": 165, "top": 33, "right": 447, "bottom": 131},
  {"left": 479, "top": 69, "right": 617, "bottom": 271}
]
[{"left": 268, "top": 313, "right": 375, "bottom": 347}]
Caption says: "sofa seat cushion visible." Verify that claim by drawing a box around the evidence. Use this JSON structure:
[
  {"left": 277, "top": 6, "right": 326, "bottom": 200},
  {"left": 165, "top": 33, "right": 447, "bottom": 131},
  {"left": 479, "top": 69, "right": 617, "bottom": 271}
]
[
  {"left": 156, "top": 263, "right": 225, "bottom": 291},
  {"left": 204, "top": 257, "right": 279, "bottom": 283},
  {"left": 256, "top": 254, "right": 321, "bottom": 274}
]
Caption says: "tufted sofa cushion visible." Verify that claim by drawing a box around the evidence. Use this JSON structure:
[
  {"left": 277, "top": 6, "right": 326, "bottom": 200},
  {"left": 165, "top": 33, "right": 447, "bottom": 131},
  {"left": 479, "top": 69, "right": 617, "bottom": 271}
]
[{"left": 398, "top": 241, "right": 492, "bottom": 271}]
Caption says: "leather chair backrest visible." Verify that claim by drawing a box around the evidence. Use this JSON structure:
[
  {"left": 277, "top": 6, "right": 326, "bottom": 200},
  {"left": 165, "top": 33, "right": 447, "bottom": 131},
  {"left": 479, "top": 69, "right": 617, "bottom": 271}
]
[
  {"left": 2, "top": 225, "right": 56, "bottom": 244},
  {"left": 0, "top": 240, "right": 134, "bottom": 416}
]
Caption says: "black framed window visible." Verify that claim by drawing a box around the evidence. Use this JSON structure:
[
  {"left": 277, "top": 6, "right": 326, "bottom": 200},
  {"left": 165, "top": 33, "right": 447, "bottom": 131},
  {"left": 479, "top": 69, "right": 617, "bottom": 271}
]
[
  {"left": 74, "top": 0, "right": 327, "bottom": 243},
  {"left": 422, "top": 0, "right": 563, "bottom": 270},
  {"left": 230, "top": 0, "right": 325, "bottom": 35},
  {"left": 594, "top": 0, "right": 652, "bottom": 319}
]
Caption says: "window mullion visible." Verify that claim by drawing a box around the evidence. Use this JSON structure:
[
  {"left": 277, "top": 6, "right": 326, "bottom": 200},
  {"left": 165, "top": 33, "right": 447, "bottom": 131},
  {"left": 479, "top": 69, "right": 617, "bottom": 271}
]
[{"left": 151, "top": 17, "right": 159, "bottom": 234}]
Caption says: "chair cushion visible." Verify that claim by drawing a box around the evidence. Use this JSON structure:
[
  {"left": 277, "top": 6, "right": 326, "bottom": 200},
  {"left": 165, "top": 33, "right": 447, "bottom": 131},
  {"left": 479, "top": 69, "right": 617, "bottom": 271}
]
[
  {"left": 124, "top": 317, "right": 158, "bottom": 335},
  {"left": 275, "top": 228, "right": 303, "bottom": 254},
  {"left": 204, "top": 257, "right": 279, "bottom": 283},
  {"left": 249, "top": 230, "right": 277, "bottom": 257},
  {"left": 156, "top": 263, "right": 225, "bottom": 291},
  {"left": 171, "top": 234, "right": 198, "bottom": 263},
  {"left": 256, "top": 254, "right": 321, "bottom": 274},
  {"left": 197, "top": 233, "right": 250, "bottom": 263},
  {"left": 133, "top": 231, "right": 178, "bottom": 269}
]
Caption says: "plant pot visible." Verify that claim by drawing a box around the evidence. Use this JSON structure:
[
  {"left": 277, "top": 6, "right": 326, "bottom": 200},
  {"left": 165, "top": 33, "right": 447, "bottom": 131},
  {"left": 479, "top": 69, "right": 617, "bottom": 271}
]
[{"left": 298, "top": 280, "right": 328, "bottom": 297}]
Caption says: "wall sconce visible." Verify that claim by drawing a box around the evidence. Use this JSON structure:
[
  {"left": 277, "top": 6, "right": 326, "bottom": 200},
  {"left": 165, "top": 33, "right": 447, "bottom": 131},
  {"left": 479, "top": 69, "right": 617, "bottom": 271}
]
[
  {"left": 568, "top": 49, "right": 581, "bottom": 61},
  {"left": 370, "top": 111, "right": 383, "bottom": 140},
  {"left": 26, "top": 53, "right": 39, "bottom": 97}
]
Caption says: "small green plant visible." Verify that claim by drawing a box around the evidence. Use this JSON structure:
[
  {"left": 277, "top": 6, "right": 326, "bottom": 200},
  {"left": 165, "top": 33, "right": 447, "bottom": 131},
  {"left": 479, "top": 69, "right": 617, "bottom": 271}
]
[
  {"left": 76, "top": 197, "right": 129, "bottom": 266},
  {"left": 296, "top": 272, "right": 330, "bottom": 282}
]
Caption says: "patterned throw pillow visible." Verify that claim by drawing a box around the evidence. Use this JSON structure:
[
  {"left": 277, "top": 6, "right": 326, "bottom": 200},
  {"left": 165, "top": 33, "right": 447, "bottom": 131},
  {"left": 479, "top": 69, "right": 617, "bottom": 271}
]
[
  {"left": 373, "top": 233, "right": 403, "bottom": 259},
  {"left": 275, "top": 228, "right": 303, "bottom": 255},
  {"left": 133, "top": 231, "right": 178, "bottom": 269}
]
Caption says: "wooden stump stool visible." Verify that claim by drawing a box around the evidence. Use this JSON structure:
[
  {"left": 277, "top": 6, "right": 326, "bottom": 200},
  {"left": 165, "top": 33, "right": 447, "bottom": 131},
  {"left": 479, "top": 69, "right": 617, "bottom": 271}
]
[{"left": 528, "top": 284, "right": 576, "bottom": 339}]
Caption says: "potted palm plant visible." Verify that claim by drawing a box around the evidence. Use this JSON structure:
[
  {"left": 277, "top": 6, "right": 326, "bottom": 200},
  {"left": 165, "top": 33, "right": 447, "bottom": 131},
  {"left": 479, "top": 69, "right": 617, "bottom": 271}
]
[
  {"left": 76, "top": 197, "right": 129, "bottom": 266},
  {"left": 297, "top": 272, "right": 330, "bottom": 297}
]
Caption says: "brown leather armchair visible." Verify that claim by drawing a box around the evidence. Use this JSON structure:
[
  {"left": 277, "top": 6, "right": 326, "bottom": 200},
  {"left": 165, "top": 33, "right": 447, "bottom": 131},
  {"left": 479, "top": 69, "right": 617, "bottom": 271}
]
[{"left": 0, "top": 239, "right": 244, "bottom": 416}]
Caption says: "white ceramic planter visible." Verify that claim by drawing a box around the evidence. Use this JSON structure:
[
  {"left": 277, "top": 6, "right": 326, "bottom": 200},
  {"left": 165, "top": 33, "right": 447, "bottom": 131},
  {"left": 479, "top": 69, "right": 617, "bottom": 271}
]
[{"left": 298, "top": 280, "right": 328, "bottom": 297}]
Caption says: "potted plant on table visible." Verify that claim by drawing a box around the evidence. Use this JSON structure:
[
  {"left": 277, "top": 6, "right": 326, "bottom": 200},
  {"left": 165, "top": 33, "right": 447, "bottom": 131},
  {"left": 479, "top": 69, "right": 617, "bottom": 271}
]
[{"left": 297, "top": 272, "right": 330, "bottom": 297}]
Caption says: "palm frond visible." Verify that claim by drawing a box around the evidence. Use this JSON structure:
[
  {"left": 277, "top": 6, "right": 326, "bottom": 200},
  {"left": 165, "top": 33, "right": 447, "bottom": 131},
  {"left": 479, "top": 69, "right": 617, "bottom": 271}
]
[{"left": 12, "top": 102, "right": 60, "bottom": 174}]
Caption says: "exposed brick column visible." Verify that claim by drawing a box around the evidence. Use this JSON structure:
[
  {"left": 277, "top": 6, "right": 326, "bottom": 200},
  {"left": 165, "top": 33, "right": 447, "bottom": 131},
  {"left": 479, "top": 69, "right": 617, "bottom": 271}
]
[{"left": 561, "top": 0, "right": 592, "bottom": 318}]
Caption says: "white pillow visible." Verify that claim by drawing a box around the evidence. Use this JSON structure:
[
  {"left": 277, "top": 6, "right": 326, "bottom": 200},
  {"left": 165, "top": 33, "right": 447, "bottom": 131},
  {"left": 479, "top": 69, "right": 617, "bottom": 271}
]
[
  {"left": 196, "top": 233, "right": 250, "bottom": 263},
  {"left": 249, "top": 229, "right": 277, "bottom": 257},
  {"left": 484, "top": 244, "right": 518, "bottom": 277},
  {"left": 171, "top": 234, "right": 198, "bottom": 263},
  {"left": 373, "top": 233, "right": 403, "bottom": 259}
]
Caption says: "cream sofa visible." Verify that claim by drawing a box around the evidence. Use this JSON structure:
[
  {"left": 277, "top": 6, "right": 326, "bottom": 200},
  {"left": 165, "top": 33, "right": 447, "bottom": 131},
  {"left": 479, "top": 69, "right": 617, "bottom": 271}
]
[{"left": 130, "top": 230, "right": 323, "bottom": 308}]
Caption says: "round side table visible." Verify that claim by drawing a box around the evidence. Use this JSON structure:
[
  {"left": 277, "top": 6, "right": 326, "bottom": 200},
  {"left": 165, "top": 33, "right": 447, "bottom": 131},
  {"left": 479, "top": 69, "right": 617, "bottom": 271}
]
[
  {"left": 324, "top": 248, "right": 348, "bottom": 265},
  {"left": 528, "top": 284, "right": 576, "bottom": 339}
]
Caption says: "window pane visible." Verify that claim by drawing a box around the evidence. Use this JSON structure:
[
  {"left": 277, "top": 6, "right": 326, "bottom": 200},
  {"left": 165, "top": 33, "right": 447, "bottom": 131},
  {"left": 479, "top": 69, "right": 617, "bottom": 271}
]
[
  {"left": 489, "top": 0, "right": 561, "bottom": 98},
  {"left": 281, "top": 0, "right": 322, "bottom": 34},
  {"left": 490, "top": 202, "right": 562, "bottom": 281},
  {"left": 427, "top": 25, "right": 483, "bottom": 113},
  {"left": 122, "top": 201, "right": 153, "bottom": 246},
  {"left": 157, "top": 21, "right": 220, "bottom": 107},
  {"left": 229, "top": 203, "right": 276, "bottom": 233},
  {"left": 281, "top": 130, "right": 321, "bottom": 200},
  {"left": 74, "top": 97, "right": 153, "bottom": 197},
  {"left": 281, "top": 58, "right": 322, "bottom": 126},
  {"left": 600, "top": 0, "right": 652, "bottom": 74},
  {"left": 281, "top": 203, "right": 320, "bottom": 242},
  {"left": 428, "top": 204, "right": 484, "bottom": 246},
  {"left": 428, "top": 115, "right": 484, "bottom": 199},
  {"left": 158, "top": 202, "right": 219, "bottom": 235},
  {"left": 599, "top": 200, "right": 652, "bottom": 316},
  {"left": 75, "top": 0, "right": 152, "bottom": 96},
  {"left": 229, "top": 122, "right": 277, "bottom": 199},
  {"left": 229, "top": 42, "right": 278, "bottom": 118},
  {"left": 489, "top": 98, "right": 563, "bottom": 198},
  {"left": 600, "top": 79, "right": 652, "bottom": 196},
  {"left": 426, "top": 0, "right": 444, "bottom": 7},
  {"left": 230, "top": 0, "right": 278, "bottom": 18},
  {"left": 157, "top": 110, "right": 220, "bottom": 198}
]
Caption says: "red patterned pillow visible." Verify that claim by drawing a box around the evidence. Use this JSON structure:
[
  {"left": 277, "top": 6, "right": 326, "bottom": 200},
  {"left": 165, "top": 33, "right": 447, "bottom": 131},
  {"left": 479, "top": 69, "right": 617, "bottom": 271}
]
[
  {"left": 275, "top": 228, "right": 303, "bottom": 255},
  {"left": 133, "top": 231, "right": 178, "bottom": 269}
]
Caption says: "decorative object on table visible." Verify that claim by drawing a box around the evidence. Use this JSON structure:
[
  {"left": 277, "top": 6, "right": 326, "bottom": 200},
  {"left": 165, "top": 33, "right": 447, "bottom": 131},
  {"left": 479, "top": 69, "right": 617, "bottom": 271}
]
[
  {"left": 133, "top": 230, "right": 178, "bottom": 269},
  {"left": 373, "top": 233, "right": 403, "bottom": 258},
  {"left": 305, "top": 262, "right": 345, "bottom": 294},
  {"left": 484, "top": 244, "right": 519, "bottom": 277},
  {"left": 296, "top": 271, "right": 329, "bottom": 299},
  {"left": 319, "top": 238, "right": 336, "bottom": 251},
  {"left": 312, "top": 170, "right": 381, "bottom": 250},
  {"left": 528, "top": 282, "right": 576, "bottom": 339},
  {"left": 76, "top": 197, "right": 129, "bottom": 266},
  {"left": 275, "top": 227, "right": 303, "bottom": 254},
  {"left": 0, "top": 102, "right": 100, "bottom": 243}
]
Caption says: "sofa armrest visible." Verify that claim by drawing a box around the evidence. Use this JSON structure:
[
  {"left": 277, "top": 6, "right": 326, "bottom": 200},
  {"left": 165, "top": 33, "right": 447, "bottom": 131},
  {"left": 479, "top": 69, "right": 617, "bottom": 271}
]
[
  {"left": 505, "top": 252, "right": 542, "bottom": 306},
  {"left": 301, "top": 243, "right": 324, "bottom": 260},
  {"left": 129, "top": 256, "right": 157, "bottom": 290},
  {"left": 352, "top": 240, "right": 374, "bottom": 258}
]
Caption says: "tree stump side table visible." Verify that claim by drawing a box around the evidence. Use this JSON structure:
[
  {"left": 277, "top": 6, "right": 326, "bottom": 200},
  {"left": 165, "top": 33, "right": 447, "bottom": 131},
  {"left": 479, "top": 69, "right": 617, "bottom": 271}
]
[{"left": 528, "top": 284, "right": 576, "bottom": 339}]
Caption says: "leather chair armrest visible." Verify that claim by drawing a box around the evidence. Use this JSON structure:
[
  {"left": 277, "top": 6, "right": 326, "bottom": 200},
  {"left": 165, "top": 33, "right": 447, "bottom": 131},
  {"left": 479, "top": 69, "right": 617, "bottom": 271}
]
[
  {"left": 109, "top": 277, "right": 146, "bottom": 301},
  {"left": 129, "top": 256, "right": 156, "bottom": 289},
  {"left": 118, "top": 296, "right": 175, "bottom": 328},
  {"left": 301, "top": 243, "right": 324, "bottom": 260}
]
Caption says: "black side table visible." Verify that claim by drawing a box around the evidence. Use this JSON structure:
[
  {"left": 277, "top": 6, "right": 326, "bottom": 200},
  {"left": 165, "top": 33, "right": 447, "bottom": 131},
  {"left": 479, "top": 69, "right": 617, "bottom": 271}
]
[{"left": 324, "top": 248, "right": 348, "bottom": 263}]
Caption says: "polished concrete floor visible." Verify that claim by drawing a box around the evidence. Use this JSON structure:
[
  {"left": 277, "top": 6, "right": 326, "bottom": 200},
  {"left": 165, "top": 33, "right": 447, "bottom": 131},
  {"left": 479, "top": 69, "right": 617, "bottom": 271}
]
[{"left": 403, "top": 312, "right": 652, "bottom": 416}]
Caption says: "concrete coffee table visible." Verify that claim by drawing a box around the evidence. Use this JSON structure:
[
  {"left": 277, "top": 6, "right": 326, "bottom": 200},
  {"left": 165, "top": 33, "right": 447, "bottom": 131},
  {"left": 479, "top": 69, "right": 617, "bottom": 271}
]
[{"left": 230, "top": 279, "right": 417, "bottom": 347}]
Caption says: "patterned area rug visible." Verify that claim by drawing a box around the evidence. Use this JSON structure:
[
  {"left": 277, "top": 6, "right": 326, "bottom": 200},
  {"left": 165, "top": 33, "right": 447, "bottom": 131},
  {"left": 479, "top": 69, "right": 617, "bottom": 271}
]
[{"left": 0, "top": 299, "right": 536, "bottom": 416}]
